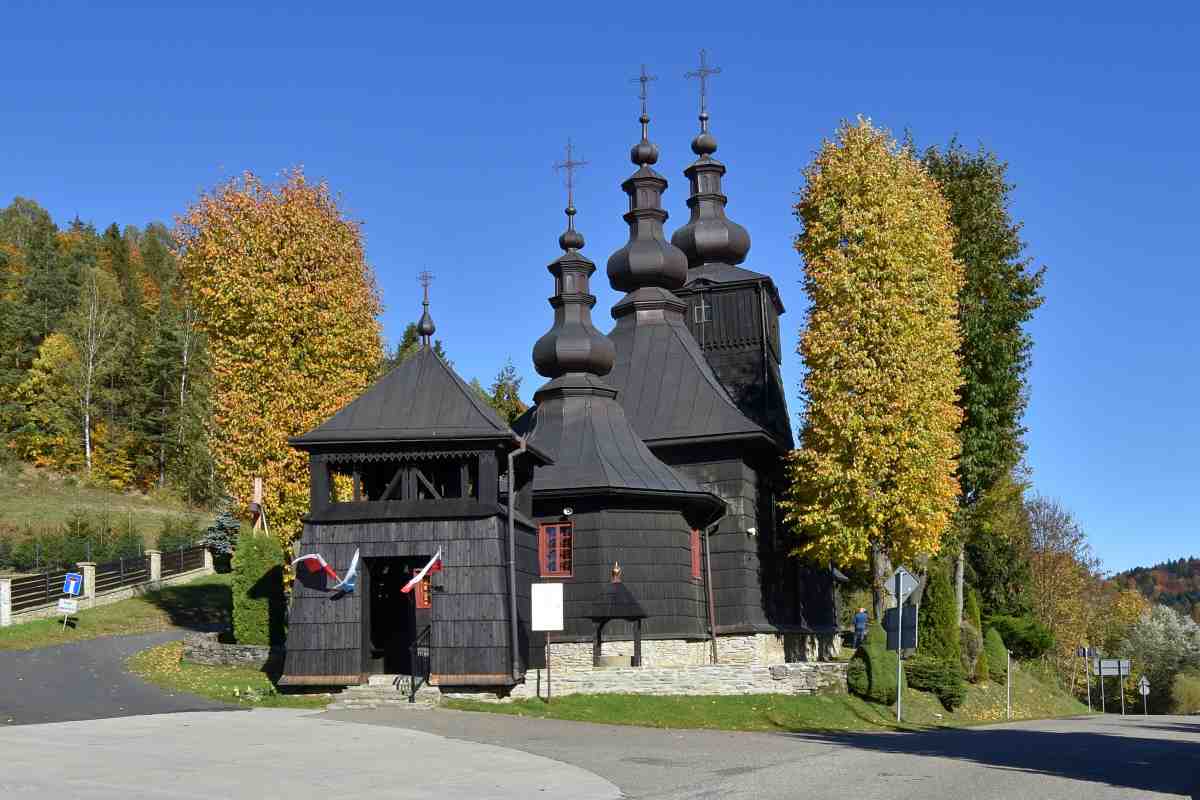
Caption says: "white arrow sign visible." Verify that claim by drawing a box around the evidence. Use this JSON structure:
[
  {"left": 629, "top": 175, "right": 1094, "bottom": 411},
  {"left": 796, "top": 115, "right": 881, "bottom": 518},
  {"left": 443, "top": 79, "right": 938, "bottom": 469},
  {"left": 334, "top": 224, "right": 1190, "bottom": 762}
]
[{"left": 1138, "top": 676, "right": 1150, "bottom": 696}]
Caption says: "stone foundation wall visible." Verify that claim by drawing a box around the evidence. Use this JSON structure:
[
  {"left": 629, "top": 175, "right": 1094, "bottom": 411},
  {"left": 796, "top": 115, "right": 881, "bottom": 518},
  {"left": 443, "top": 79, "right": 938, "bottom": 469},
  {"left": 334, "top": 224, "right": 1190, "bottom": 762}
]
[
  {"left": 182, "top": 632, "right": 282, "bottom": 670},
  {"left": 441, "top": 661, "right": 849, "bottom": 702},
  {"left": 546, "top": 632, "right": 840, "bottom": 668}
]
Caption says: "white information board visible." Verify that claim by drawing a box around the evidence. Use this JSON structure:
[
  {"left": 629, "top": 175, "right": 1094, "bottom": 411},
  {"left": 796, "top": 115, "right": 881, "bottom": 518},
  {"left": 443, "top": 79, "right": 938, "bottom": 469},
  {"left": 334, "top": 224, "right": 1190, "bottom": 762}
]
[
  {"left": 57, "top": 598, "right": 79, "bottom": 614},
  {"left": 531, "top": 583, "right": 563, "bottom": 632}
]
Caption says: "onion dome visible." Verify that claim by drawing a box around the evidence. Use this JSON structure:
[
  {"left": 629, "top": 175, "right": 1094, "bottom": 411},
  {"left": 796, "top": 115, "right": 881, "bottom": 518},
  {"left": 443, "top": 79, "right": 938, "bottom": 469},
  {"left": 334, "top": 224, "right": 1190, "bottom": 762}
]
[
  {"left": 606, "top": 65, "right": 688, "bottom": 293},
  {"left": 670, "top": 53, "right": 751, "bottom": 268},
  {"left": 416, "top": 270, "right": 436, "bottom": 345},
  {"left": 532, "top": 144, "right": 615, "bottom": 379}
]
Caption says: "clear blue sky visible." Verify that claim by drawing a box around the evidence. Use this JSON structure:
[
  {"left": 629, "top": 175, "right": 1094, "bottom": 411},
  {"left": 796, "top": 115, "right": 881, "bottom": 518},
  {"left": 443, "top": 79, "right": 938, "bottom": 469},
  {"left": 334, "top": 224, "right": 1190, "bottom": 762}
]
[{"left": 3, "top": 1, "right": 1196, "bottom": 573}]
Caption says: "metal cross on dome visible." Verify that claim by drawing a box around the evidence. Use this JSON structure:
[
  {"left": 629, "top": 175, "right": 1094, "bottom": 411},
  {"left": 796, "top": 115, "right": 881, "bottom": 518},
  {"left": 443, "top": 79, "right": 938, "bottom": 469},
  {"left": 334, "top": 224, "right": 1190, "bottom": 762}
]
[
  {"left": 631, "top": 63, "right": 657, "bottom": 116},
  {"left": 553, "top": 138, "right": 588, "bottom": 212},
  {"left": 685, "top": 49, "right": 722, "bottom": 114},
  {"left": 417, "top": 270, "right": 433, "bottom": 301}
]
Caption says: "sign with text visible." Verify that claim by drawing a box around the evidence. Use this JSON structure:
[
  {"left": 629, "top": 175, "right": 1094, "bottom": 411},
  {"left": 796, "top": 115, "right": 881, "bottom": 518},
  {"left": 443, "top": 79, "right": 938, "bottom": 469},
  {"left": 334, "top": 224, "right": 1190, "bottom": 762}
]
[
  {"left": 62, "top": 572, "right": 83, "bottom": 597},
  {"left": 57, "top": 598, "right": 79, "bottom": 615},
  {"left": 531, "top": 583, "right": 564, "bottom": 632},
  {"left": 1093, "top": 658, "right": 1131, "bottom": 677}
]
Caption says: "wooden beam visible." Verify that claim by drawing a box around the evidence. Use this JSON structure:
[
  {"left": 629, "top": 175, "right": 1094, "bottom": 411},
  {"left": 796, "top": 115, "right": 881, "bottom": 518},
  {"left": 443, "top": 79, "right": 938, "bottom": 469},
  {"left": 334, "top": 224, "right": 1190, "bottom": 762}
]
[
  {"left": 380, "top": 465, "right": 405, "bottom": 501},
  {"left": 413, "top": 467, "right": 441, "bottom": 499}
]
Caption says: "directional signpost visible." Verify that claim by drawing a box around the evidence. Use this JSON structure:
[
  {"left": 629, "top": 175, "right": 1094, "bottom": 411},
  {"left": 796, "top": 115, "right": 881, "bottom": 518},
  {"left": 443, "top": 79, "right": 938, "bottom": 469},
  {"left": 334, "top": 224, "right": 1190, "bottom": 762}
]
[
  {"left": 1138, "top": 675, "right": 1150, "bottom": 717},
  {"left": 1092, "top": 657, "right": 1132, "bottom": 715},
  {"left": 886, "top": 567, "right": 918, "bottom": 722}
]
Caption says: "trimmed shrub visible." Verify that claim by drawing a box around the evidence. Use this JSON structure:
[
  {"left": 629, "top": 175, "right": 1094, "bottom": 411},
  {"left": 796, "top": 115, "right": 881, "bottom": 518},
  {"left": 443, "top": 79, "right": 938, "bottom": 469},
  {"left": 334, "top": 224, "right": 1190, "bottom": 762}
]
[
  {"left": 989, "top": 615, "right": 1054, "bottom": 660},
  {"left": 964, "top": 587, "right": 983, "bottom": 630},
  {"left": 231, "top": 531, "right": 286, "bottom": 646},
  {"left": 906, "top": 654, "right": 967, "bottom": 710},
  {"left": 847, "top": 622, "right": 902, "bottom": 705},
  {"left": 960, "top": 621, "right": 984, "bottom": 682},
  {"left": 919, "top": 565, "right": 961, "bottom": 663},
  {"left": 984, "top": 627, "right": 1009, "bottom": 683},
  {"left": 1171, "top": 672, "right": 1200, "bottom": 714}
]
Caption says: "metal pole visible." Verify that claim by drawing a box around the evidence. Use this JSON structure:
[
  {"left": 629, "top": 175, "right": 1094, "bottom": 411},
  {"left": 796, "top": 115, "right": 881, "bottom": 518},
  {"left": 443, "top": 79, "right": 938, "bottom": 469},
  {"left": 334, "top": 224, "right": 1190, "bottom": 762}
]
[
  {"left": 703, "top": 524, "right": 719, "bottom": 664},
  {"left": 546, "top": 631, "right": 552, "bottom": 704},
  {"left": 1119, "top": 663, "right": 1126, "bottom": 716},
  {"left": 1006, "top": 649, "right": 1012, "bottom": 720},
  {"left": 1085, "top": 654, "right": 1092, "bottom": 712},
  {"left": 895, "top": 571, "right": 903, "bottom": 723},
  {"left": 1143, "top": 691, "right": 1148, "bottom": 717},
  {"left": 1100, "top": 658, "right": 1106, "bottom": 713}
]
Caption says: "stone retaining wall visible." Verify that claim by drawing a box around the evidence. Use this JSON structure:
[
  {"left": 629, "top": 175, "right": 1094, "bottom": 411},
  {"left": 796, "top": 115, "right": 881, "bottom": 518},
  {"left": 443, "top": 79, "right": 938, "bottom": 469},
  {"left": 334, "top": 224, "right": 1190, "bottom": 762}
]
[
  {"left": 440, "top": 661, "right": 849, "bottom": 702},
  {"left": 546, "top": 632, "right": 841, "bottom": 668},
  {"left": 182, "top": 631, "right": 282, "bottom": 670}
]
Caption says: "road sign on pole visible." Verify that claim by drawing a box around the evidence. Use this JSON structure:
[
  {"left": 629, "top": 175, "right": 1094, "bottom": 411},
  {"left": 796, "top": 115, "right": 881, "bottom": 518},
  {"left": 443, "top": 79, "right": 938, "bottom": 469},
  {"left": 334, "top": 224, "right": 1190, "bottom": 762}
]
[
  {"left": 1138, "top": 675, "right": 1150, "bottom": 717},
  {"left": 62, "top": 572, "right": 83, "bottom": 597},
  {"left": 884, "top": 567, "right": 918, "bottom": 605},
  {"left": 891, "top": 569, "right": 913, "bottom": 723}
]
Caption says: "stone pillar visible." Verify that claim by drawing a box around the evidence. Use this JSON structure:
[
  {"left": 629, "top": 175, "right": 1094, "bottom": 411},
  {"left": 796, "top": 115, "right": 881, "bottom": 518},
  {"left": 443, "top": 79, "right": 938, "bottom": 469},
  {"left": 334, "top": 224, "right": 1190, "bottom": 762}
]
[
  {"left": 0, "top": 577, "right": 11, "bottom": 627},
  {"left": 145, "top": 550, "right": 162, "bottom": 584},
  {"left": 77, "top": 562, "right": 96, "bottom": 608},
  {"left": 203, "top": 547, "right": 214, "bottom": 573}
]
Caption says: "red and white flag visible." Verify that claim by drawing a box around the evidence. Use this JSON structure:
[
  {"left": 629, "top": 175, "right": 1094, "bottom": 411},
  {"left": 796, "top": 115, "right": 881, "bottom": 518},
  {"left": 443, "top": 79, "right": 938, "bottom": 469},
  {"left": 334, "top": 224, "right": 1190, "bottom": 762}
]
[
  {"left": 291, "top": 553, "right": 339, "bottom": 582},
  {"left": 401, "top": 548, "right": 443, "bottom": 594}
]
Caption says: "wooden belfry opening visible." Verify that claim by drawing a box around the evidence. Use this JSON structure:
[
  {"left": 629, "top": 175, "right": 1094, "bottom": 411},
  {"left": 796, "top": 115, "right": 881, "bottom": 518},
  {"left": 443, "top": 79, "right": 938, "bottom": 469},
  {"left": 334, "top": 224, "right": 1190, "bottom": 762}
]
[{"left": 586, "top": 562, "right": 648, "bottom": 668}]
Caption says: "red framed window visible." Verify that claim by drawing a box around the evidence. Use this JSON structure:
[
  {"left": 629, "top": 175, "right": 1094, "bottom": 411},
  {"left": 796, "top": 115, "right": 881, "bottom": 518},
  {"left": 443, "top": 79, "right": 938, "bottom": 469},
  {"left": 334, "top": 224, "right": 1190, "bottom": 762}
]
[
  {"left": 691, "top": 529, "right": 702, "bottom": 579},
  {"left": 539, "top": 522, "right": 573, "bottom": 577},
  {"left": 412, "top": 569, "right": 432, "bottom": 609}
]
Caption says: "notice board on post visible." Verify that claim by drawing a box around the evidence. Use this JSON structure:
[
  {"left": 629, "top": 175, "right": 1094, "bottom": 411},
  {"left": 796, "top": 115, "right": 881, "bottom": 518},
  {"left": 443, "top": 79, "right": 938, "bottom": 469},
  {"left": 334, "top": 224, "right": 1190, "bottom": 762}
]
[{"left": 531, "top": 583, "right": 563, "bottom": 632}]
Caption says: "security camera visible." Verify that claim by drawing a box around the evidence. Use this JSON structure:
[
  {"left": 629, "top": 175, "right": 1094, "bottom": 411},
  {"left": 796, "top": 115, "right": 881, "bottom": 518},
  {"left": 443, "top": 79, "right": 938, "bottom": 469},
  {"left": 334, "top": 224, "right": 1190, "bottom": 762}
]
[
  {"left": 563, "top": 507, "right": 574, "bottom": 517},
  {"left": 747, "top": 527, "right": 757, "bottom": 536}
]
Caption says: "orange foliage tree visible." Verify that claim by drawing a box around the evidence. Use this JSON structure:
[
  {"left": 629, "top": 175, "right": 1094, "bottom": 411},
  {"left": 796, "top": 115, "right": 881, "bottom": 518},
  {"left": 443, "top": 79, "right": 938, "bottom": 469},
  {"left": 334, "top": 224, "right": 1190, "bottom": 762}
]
[{"left": 176, "top": 169, "right": 382, "bottom": 555}]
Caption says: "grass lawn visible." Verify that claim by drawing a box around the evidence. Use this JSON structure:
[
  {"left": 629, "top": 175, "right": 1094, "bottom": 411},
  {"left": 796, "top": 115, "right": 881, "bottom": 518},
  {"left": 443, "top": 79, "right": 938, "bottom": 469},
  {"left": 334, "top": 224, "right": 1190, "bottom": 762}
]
[
  {"left": 127, "top": 641, "right": 330, "bottom": 710},
  {"left": 0, "top": 573, "right": 232, "bottom": 651},
  {"left": 446, "top": 663, "right": 1091, "bottom": 733},
  {"left": 0, "top": 463, "right": 212, "bottom": 540}
]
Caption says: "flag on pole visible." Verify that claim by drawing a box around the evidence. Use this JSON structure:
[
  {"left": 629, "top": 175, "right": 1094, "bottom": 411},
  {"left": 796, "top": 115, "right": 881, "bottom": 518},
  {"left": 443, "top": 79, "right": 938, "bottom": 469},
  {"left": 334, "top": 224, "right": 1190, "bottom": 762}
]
[
  {"left": 402, "top": 549, "right": 443, "bottom": 594},
  {"left": 332, "top": 549, "right": 360, "bottom": 593},
  {"left": 291, "top": 553, "right": 339, "bottom": 582}
]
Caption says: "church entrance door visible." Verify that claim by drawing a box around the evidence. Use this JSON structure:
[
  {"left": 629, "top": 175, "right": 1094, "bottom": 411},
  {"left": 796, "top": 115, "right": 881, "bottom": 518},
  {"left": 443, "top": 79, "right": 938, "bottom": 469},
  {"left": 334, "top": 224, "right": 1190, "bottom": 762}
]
[{"left": 364, "top": 557, "right": 431, "bottom": 675}]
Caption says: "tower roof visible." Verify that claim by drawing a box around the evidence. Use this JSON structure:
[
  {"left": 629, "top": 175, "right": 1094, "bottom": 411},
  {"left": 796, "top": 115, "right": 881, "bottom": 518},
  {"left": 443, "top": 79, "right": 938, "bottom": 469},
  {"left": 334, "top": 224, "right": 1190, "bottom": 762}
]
[{"left": 291, "top": 346, "right": 514, "bottom": 448}]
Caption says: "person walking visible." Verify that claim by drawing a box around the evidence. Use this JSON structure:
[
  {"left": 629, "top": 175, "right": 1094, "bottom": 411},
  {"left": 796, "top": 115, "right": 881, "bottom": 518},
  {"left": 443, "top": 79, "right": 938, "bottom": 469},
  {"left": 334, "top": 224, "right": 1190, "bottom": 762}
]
[{"left": 852, "top": 607, "right": 869, "bottom": 648}]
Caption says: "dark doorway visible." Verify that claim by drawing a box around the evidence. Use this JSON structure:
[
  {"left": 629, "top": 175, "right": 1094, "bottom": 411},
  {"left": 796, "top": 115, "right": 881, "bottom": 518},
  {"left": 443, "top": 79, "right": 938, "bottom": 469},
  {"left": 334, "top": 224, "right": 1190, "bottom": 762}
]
[{"left": 364, "top": 557, "right": 432, "bottom": 675}]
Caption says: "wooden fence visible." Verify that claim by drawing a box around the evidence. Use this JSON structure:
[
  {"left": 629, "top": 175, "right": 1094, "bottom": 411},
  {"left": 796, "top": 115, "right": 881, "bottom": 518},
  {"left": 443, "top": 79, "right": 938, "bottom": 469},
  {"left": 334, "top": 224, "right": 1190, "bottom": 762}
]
[
  {"left": 10, "top": 569, "right": 72, "bottom": 613},
  {"left": 161, "top": 546, "right": 207, "bottom": 578}
]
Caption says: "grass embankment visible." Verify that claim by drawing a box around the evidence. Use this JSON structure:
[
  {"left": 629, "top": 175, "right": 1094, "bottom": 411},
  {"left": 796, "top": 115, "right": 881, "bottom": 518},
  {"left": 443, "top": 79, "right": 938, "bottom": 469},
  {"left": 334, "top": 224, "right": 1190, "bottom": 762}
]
[
  {"left": 0, "top": 573, "right": 232, "bottom": 651},
  {"left": 127, "top": 641, "right": 329, "bottom": 710},
  {"left": 447, "top": 663, "right": 1089, "bottom": 732},
  {"left": 0, "top": 464, "right": 210, "bottom": 539}
]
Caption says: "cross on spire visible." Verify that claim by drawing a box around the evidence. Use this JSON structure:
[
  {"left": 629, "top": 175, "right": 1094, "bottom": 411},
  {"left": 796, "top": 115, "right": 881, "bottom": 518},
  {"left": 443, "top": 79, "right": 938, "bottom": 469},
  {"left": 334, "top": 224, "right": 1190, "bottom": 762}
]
[
  {"left": 631, "top": 63, "right": 657, "bottom": 118},
  {"left": 418, "top": 270, "right": 434, "bottom": 301},
  {"left": 554, "top": 138, "right": 588, "bottom": 223},
  {"left": 685, "top": 48, "right": 721, "bottom": 115}
]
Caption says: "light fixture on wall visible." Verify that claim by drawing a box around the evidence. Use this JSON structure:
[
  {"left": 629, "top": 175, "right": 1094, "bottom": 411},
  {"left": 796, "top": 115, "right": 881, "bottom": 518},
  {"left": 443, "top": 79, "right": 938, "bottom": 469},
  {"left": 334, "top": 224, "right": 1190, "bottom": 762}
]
[
  {"left": 747, "top": 527, "right": 757, "bottom": 536},
  {"left": 563, "top": 507, "right": 574, "bottom": 517}
]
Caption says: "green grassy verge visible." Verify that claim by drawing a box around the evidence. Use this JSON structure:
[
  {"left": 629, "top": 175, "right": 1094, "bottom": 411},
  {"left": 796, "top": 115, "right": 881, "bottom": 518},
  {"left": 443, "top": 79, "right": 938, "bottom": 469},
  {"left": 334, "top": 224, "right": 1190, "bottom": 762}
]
[
  {"left": 446, "top": 662, "right": 1090, "bottom": 732},
  {"left": 0, "top": 464, "right": 209, "bottom": 536},
  {"left": 126, "top": 641, "right": 329, "bottom": 710},
  {"left": 0, "top": 573, "right": 231, "bottom": 651}
]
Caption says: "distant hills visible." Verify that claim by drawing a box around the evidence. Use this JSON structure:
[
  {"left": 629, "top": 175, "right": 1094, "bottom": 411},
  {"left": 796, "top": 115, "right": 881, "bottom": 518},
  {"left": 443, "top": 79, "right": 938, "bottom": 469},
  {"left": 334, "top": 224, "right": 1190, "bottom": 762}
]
[{"left": 1114, "top": 557, "right": 1200, "bottom": 622}]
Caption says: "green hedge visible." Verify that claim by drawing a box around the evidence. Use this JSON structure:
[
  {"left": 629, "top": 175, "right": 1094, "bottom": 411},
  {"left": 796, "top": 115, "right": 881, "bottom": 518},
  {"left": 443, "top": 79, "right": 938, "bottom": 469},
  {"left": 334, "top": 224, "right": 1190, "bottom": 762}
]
[
  {"left": 847, "top": 622, "right": 902, "bottom": 705},
  {"left": 984, "top": 627, "right": 1008, "bottom": 683},
  {"left": 960, "top": 621, "right": 984, "bottom": 682},
  {"left": 231, "top": 531, "right": 286, "bottom": 646},
  {"left": 906, "top": 654, "right": 967, "bottom": 710},
  {"left": 988, "top": 615, "right": 1054, "bottom": 660}
]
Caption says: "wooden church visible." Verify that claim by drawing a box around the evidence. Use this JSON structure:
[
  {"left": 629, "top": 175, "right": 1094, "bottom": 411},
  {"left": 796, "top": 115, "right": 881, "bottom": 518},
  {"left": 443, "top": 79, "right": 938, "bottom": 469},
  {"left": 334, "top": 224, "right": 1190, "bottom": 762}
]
[{"left": 279, "top": 59, "right": 839, "bottom": 690}]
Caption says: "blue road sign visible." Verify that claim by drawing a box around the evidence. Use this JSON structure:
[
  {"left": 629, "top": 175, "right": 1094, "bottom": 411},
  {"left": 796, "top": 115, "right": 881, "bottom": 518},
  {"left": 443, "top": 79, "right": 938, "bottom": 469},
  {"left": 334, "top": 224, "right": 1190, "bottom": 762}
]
[{"left": 63, "top": 572, "right": 83, "bottom": 596}]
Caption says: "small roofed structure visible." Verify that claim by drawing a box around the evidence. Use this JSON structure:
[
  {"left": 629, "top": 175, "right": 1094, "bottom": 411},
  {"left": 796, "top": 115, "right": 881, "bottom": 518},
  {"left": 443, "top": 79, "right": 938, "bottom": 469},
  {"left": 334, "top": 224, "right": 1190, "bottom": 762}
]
[{"left": 281, "top": 290, "right": 549, "bottom": 688}]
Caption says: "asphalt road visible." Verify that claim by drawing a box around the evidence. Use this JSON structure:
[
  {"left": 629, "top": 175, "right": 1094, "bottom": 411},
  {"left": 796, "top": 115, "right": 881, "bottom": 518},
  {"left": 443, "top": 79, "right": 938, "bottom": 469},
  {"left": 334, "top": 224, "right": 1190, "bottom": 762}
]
[
  {"left": 326, "top": 708, "right": 1200, "bottom": 799},
  {"left": 0, "top": 631, "right": 235, "bottom": 725}
]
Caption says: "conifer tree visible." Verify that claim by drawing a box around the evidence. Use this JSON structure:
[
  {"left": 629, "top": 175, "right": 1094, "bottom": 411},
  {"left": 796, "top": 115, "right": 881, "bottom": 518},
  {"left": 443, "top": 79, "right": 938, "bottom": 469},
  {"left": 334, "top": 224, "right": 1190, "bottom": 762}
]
[
  {"left": 783, "top": 119, "right": 964, "bottom": 609},
  {"left": 488, "top": 359, "right": 527, "bottom": 425}
]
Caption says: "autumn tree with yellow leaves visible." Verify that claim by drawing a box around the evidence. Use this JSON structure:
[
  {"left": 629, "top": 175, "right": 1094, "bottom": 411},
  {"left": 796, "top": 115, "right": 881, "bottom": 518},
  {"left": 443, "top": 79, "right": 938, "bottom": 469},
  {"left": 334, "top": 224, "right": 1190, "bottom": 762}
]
[
  {"left": 176, "top": 170, "right": 382, "bottom": 554},
  {"left": 783, "top": 119, "right": 964, "bottom": 610}
]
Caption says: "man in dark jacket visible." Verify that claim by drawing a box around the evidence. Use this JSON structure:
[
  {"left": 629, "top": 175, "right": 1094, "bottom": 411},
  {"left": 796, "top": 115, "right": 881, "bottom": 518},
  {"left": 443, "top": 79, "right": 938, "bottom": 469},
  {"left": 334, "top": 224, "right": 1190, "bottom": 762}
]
[{"left": 852, "top": 607, "right": 869, "bottom": 648}]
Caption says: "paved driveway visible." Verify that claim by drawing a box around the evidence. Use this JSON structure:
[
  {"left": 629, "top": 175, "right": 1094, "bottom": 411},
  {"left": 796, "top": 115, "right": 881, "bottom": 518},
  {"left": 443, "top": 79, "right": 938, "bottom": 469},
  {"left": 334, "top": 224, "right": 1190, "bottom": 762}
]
[
  {"left": 0, "top": 709, "right": 620, "bottom": 800},
  {"left": 0, "top": 631, "right": 235, "bottom": 725},
  {"left": 325, "top": 708, "right": 1200, "bottom": 799}
]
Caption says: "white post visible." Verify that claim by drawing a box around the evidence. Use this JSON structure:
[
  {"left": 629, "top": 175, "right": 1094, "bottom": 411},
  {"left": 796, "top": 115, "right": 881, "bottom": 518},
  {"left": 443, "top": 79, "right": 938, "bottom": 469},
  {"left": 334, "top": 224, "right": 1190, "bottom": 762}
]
[
  {"left": 0, "top": 578, "right": 11, "bottom": 627},
  {"left": 145, "top": 550, "right": 162, "bottom": 584},
  {"left": 895, "top": 571, "right": 903, "bottom": 723},
  {"left": 78, "top": 562, "right": 96, "bottom": 608},
  {"left": 203, "top": 547, "right": 214, "bottom": 574},
  {"left": 1006, "top": 649, "right": 1012, "bottom": 720}
]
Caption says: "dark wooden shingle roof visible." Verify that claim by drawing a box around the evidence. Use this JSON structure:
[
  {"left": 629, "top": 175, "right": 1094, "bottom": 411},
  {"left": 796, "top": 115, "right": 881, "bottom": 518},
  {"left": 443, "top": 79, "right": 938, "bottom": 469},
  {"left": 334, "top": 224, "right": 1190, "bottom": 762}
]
[{"left": 291, "top": 346, "right": 511, "bottom": 447}]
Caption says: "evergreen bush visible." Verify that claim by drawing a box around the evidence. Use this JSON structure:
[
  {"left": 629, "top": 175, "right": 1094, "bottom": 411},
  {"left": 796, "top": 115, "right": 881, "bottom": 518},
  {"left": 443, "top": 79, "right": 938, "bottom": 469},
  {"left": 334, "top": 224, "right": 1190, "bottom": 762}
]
[
  {"left": 960, "top": 621, "right": 984, "bottom": 682},
  {"left": 201, "top": 510, "right": 241, "bottom": 556},
  {"left": 989, "top": 615, "right": 1054, "bottom": 660},
  {"left": 846, "top": 622, "right": 902, "bottom": 704},
  {"left": 964, "top": 587, "right": 983, "bottom": 630},
  {"left": 918, "top": 565, "right": 961, "bottom": 663},
  {"left": 906, "top": 653, "right": 967, "bottom": 710},
  {"left": 984, "top": 627, "right": 1009, "bottom": 683},
  {"left": 231, "top": 531, "right": 286, "bottom": 646}
]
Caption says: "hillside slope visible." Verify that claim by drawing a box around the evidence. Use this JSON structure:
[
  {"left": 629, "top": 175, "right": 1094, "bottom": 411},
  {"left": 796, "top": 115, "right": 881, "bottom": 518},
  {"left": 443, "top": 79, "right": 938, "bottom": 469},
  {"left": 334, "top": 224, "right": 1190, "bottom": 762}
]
[{"left": 1114, "top": 557, "right": 1200, "bottom": 622}]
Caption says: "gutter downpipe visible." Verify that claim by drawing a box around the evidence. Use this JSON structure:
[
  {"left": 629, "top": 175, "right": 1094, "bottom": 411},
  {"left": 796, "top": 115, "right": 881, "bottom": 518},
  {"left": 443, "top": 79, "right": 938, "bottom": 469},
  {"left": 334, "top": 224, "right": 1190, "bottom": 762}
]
[
  {"left": 507, "top": 436, "right": 527, "bottom": 682},
  {"left": 704, "top": 520, "right": 721, "bottom": 664}
]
